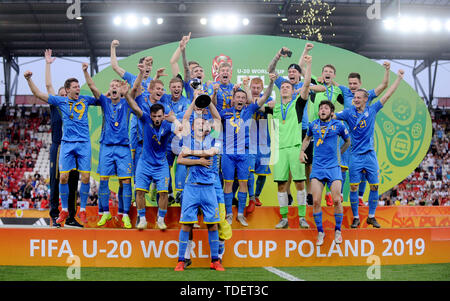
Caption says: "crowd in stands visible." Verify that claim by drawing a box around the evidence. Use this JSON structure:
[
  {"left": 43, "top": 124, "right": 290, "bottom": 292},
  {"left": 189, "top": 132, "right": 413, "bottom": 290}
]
[{"left": 0, "top": 103, "right": 448, "bottom": 209}]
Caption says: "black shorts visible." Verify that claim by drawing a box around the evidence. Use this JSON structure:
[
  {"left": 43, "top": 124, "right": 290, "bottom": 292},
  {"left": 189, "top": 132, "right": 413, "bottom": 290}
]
[{"left": 302, "top": 129, "right": 313, "bottom": 165}]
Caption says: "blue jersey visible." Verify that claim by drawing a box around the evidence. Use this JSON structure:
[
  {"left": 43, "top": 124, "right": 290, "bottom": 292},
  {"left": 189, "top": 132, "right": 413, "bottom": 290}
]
[
  {"left": 184, "top": 134, "right": 220, "bottom": 185},
  {"left": 48, "top": 95, "right": 97, "bottom": 142},
  {"left": 135, "top": 94, "right": 171, "bottom": 115},
  {"left": 97, "top": 95, "right": 132, "bottom": 145},
  {"left": 122, "top": 71, "right": 153, "bottom": 96},
  {"left": 220, "top": 103, "right": 260, "bottom": 155},
  {"left": 335, "top": 101, "right": 383, "bottom": 155},
  {"left": 139, "top": 114, "right": 173, "bottom": 166},
  {"left": 275, "top": 77, "right": 309, "bottom": 130},
  {"left": 129, "top": 113, "right": 140, "bottom": 151},
  {"left": 161, "top": 94, "right": 190, "bottom": 116},
  {"left": 307, "top": 119, "right": 349, "bottom": 169},
  {"left": 339, "top": 86, "right": 377, "bottom": 109},
  {"left": 208, "top": 81, "right": 234, "bottom": 113}
]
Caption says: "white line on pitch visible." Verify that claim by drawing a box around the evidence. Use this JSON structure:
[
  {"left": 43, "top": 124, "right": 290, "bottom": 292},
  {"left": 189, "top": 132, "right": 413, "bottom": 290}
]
[{"left": 264, "top": 266, "right": 304, "bottom": 281}]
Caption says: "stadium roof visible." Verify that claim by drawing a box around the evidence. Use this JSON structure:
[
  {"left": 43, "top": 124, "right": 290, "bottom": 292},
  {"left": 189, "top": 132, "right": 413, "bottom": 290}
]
[{"left": 1, "top": 0, "right": 450, "bottom": 60}]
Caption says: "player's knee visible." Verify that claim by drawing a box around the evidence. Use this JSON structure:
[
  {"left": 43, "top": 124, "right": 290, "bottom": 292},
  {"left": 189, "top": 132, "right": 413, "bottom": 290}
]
[
  {"left": 120, "top": 178, "right": 130, "bottom": 185},
  {"left": 60, "top": 173, "right": 69, "bottom": 184},
  {"left": 350, "top": 184, "right": 359, "bottom": 192},
  {"left": 294, "top": 180, "right": 305, "bottom": 191},
  {"left": 100, "top": 176, "right": 109, "bottom": 182},
  {"left": 80, "top": 172, "right": 90, "bottom": 183},
  {"left": 370, "top": 184, "right": 378, "bottom": 191},
  {"left": 207, "top": 223, "right": 218, "bottom": 231}
]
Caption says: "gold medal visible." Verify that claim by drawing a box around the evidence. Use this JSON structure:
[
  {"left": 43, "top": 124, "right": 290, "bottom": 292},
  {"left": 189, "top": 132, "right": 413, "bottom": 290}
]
[
  {"left": 70, "top": 114, "right": 74, "bottom": 120},
  {"left": 282, "top": 120, "right": 285, "bottom": 124},
  {"left": 114, "top": 121, "right": 119, "bottom": 127}
]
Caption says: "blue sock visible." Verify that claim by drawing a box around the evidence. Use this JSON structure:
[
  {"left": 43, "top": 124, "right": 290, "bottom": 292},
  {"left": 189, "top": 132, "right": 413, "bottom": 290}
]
[
  {"left": 359, "top": 181, "right": 367, "bottom": 198},
  {"left": 122, "top": 183, "right": 132, "bottom": 214},
  {"left": 208, "top": 230, "right": 220, "bottom": 262},
  {"left": 79, "top": 182, "right": 90, "bottom": 210},
  {"left": 368, "top": 189, "right": 379, "bottom": 217},
  {"left": 99, "top": 180, "right": 110, "bottom": 213},
  {"left": 335, "top": 213, "right": 344, "bottom": 231},
  {"left": 218, "top": 240, "right": 225, "bottom": 256},
  {"left": 158, "top": 208, "right": 167, "bottom": 219},
  {"left": 237, "top": 191, "right": 247, "bottom": 215},
  {"left": 138, "top": 209, "right": 146, "bottom": 218},
  {"left": 255, "top": 176, "right": 266, "bottom": 197},
  {"left": 118, "top": 186, "right": 123, "bottom": 214},
  {"left": 224, "top": 192, "right": 233, "bottom": 215},
  {"left": 248, "top": 172, "right": 255, "bottom": 199},
  {"left": 59, "top": 183, "right": 69, "bottom": 209},
  {"left": 350, "top": 190, "right": 359, "bottom": 218},
  {"left": 341, "top": 171, "right": 347, "bottom": 194},
  {"left": 178, "top": 230, "right": 190, "bottom": 261},
  {"left": 313, "top": 212, "right": 323, "bottom": 233}
]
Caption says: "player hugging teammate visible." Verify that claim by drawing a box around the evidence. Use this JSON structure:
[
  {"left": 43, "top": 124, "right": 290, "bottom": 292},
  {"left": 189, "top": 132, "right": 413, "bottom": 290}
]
[{"left": 24, "top": 35, "right": 404, "bottom": 270}]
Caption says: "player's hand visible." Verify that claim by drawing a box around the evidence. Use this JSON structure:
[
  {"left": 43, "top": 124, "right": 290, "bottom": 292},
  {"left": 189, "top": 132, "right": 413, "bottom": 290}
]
[
  {"left": 212, "top": 83, "right": 220, "bottom": 93},
  {"left": 316, "top": 76, "right": 324, "bottom": 83},
  {"left": 137, "top": 63, "right": 145, "bottom": 73},
  {"left": 299, "top": 151, "right": 308, "bottom": 164},
  {"left": 119, "top": 81, "right": 129, "bottom": 95},
  {"left": 143, "top": 56, "right": 153, "bottom": 67},
  {"left": 82, "top": 62, "right": 89, "bottom": 72},
  {"left": 398, "top": 69, "right": 405, "bottom": 79},
  {"left": 266, "top": 100, "right": 275, "bottom": 109},
  {"left": 198, "top": 157, "right": 212, "bottom": 168},
  {"left": 304, "top": 55, "right": 312, "bottom": 65},
  {"left": 242, "top": 76, "right": 250, "bottom": 87},
  {"left": 233, "top": 83, "right": 241, "bottom": 92},
  {"left": 24, "top": 70, "right": 33, "bottom": 80},
  {"left": 278, "top": 47, "right": 290, "bottom": 57},
  {"left": 305, "top": 43, "right": 314, "bottom": 51},
  {"left": 44, "top": 49, "right": 56, "bottom": 64},
  {"left": 269, "top": 73, "right": 277, "bottom": 82},
  {"left": 383, "top": 61, "right": 391, "bottom": 70},
  {"left": 156, "top": 67, "right": 168, "bottom": 78},
  {"left": 165, "top": 111, "right": 176, "bottom": 122},
  {"left": 111, "top": 40, "right": 120, "bottom": 48}
]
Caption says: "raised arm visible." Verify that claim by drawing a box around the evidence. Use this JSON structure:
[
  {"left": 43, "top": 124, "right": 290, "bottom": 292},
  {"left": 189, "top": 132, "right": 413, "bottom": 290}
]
[
  {"left": 298, "top": 43, "right": 314, "bottom": 77},
  {"left": 24, "top": 71, "right": 49, "bottom": 103},
  {"left": 123, "top": 82, "right": 143, "bottom": 118},
  {"left": 299, "top": 55, "right": 312, "bottom": 100},
  {"left": 44, "top": 49, "right": 56, "bottom": 95},
  {"left": 170, "top": 33, "right": 191, "bottom": 77},
  {"left": 110, "top": 40, "right": 126, "bottom": 78},
  {"left": 373, "top": 61, "right": 391, "bottom": 96},
  {"left": 130, "top": 63, "right": 145, "bottom": 99},
  {"left": 257, "top": 73, "right": 276, "bottom": 107},
  {"left": 267, "top": 47, "right": 290, "bottom": 74},
  {"left": 208, "top": 94, "right": 222, "bottom": 133},
  {"left": 379, "top": 69, "right": 404, "bottom": 106},
  {"left": 82, "top": 63, "right": 101, "bottom": 99}
]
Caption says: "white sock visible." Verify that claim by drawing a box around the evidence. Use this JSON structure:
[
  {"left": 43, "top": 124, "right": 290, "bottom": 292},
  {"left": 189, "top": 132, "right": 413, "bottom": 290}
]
[
  {"left": 185, "top": 240, "right": 192, "bottom": 259},
  {"left": 297, "top": 189, "right": 306, "bottom": 206},
  {"left": 277, "top": 191, "right": 288, "bottom": 207},
  {"left": 79, "top": 208, "right": 85, "bottom": 212}
]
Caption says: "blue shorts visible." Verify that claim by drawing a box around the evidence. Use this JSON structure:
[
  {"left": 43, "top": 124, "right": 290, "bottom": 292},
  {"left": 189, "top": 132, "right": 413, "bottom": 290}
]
[
  {"left": 310, "top": 165, "right": 342, "bottom": 188},
  {"left": 214, "top": 174, "right": 224, "bottom": 205},
  {"left": 255, "top": 151, "right": 271, "bottom": 175},
  {"left": 135, "top": 160, "right": 170, "bottom": 193},
  {"left": 59, "top": 141, "right": 91, "bottom": 173},
  {"left": 180, "top": 184, "right": 220, "bottom": 224},
  {"left": 349, "top": 150, "right": 379, "bottom": 185},
  {"left": 97, "top": 144, "right": 132, "bottom": 178},
  {"left": 133, "top": 142, "right": 143, "bottom": 177},
  {"left": 221, "top": 154, "right": 250, "bottom": 182},
  {"left": 248, "top": 154, "right": 256, "bottom": 172},
  {"left": 175, "top": 162, "right": 187, "bottom": 191}
]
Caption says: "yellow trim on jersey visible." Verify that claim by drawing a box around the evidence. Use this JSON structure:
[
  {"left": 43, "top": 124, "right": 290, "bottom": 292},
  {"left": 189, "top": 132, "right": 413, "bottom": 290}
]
[
  {"left": 340, "top": 165, "right": 349, "bottom": 170},
  {"left": 60, "top": 168, "right": 77, "bottom": 174},
  {"left": 157, "top": 190, "right": 169, "bottom": 193}
]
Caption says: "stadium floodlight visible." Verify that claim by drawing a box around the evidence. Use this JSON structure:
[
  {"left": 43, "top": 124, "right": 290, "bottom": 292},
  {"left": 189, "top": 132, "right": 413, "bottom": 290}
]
[
  {"left": 142, "top": 17, "right": 150, "bottom": 26},
  {"left": 200, "top": 17, "right": 207, "bottom": 25},
  {"left": 429, "top": 19, "right": 442, "bottom": 32},
  {"left": 242, "top": 18, "right": 250, "bottom": 26},
  {"left": 281, "top": 17, "right": 288, "bottom": 22},
  {"left": 225, "top": 15, "right": 239, "bottom": 29},
  {"left": 156, "top": 18, "right": 164, "bottom": 25},
  {"left": 383, "top": 18, "right": 395, "bottom": 30},
  {"left": 398, "top": 16, "right": 413, "bottom": 33},
  {"left": 126, "top": 14, "right": 138, "bottom": 28},
  {"left": 413, "top": 17, "right": 427, "bottom": 33},
  {"left": 113, "top": 16, "right": 122, "bottom": 26},
  {"left": 212, "top": 15, "right": 225, "bottom": 29},
  {"left": 445, "top": 19, "right": 450, "bottom": 32}
]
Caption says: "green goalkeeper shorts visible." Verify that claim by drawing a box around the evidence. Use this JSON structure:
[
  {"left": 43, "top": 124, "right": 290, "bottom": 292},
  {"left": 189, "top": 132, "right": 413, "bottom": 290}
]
[{"left": 273, "top": 145, "right": 306, "bottom": 182}]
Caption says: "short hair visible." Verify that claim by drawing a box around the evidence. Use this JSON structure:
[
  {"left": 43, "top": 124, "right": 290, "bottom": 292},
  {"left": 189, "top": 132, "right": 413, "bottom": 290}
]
[
  {"left": 355, "top": 88, "right": 369, "bottom": 99},
  {"left": 319, "top": 100, "right": 335, "bottom": 112},
  {"left": 218, "top": 62, "right": 232, "bottom": 71},
  {"left": 188, "top": 61, "right": 199, "bottom": 67},
  {"left": 280, "top": 80, "right": 294, "bottom": 89},
  {"left": 64, "top": 78, "right": 79, "bottom": 90},
  {"left": 322, "top": 64, "right": 336, "bottom": 74},
  {"left": 192, "top": 65, "right": 203, "bottom": 72},
  {"left": 250, "top": 77, "right": 264, "bottom": 87},
  {"left": 348, "top": 72, "right": 361, "bottom": 81},
  {"left": 233, "top": 89, "right": 247, "bottom": 98},
  {"left": 148, "top": 79, "right": 164, "bottom": 90},
  {"left": 150, "top": 103, "right": 164, "bottom": 114},
  {"left": 139, "top": 57, "right": 146, "bottom": 64},
  {"left": 110, "top": 79, "right": 122, "bottom": 85},
  {"left": 57, "top": 86, "right": 65, "bottom": 94},
  {"left": 169, "top": 77, "right": 183, "bottom": 86}
]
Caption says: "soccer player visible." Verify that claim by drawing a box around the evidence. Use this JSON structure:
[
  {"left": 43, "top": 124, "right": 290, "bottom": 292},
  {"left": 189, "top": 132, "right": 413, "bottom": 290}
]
[
  {"left": 300, "top": 100, "right": 350, "bottom": 245},
  {"left": 82, "top": 63, "right": 133, "bottom": 229},
  {"left": 124, "top": 65, "right": 181, "bottom": 230},
  {"left": 335, "top": 69, "right": 405, "bottom": 228},
  {"left": 336, "top": 62, "right": 391, "bottom": 213},
  {"left": 220, "top": 74, "right": 275, "bottom": 226},
  {"left": 24, "top": 67, "right": 98, "bottom": 225},
  {"left": 269, "top": 54, "right": 313, "bottom": 229},
  {"left": 246, "top": 77, "right": 274, "bottom": 210},
  {"left": 44, "top": 49, "right": 82, "bottom": 228},
  {"left": 209, "top": 62, "right": 235, "bottom": 113},
  {"left": 268, "top": 44, "right": 324, "bottom": 207}
]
